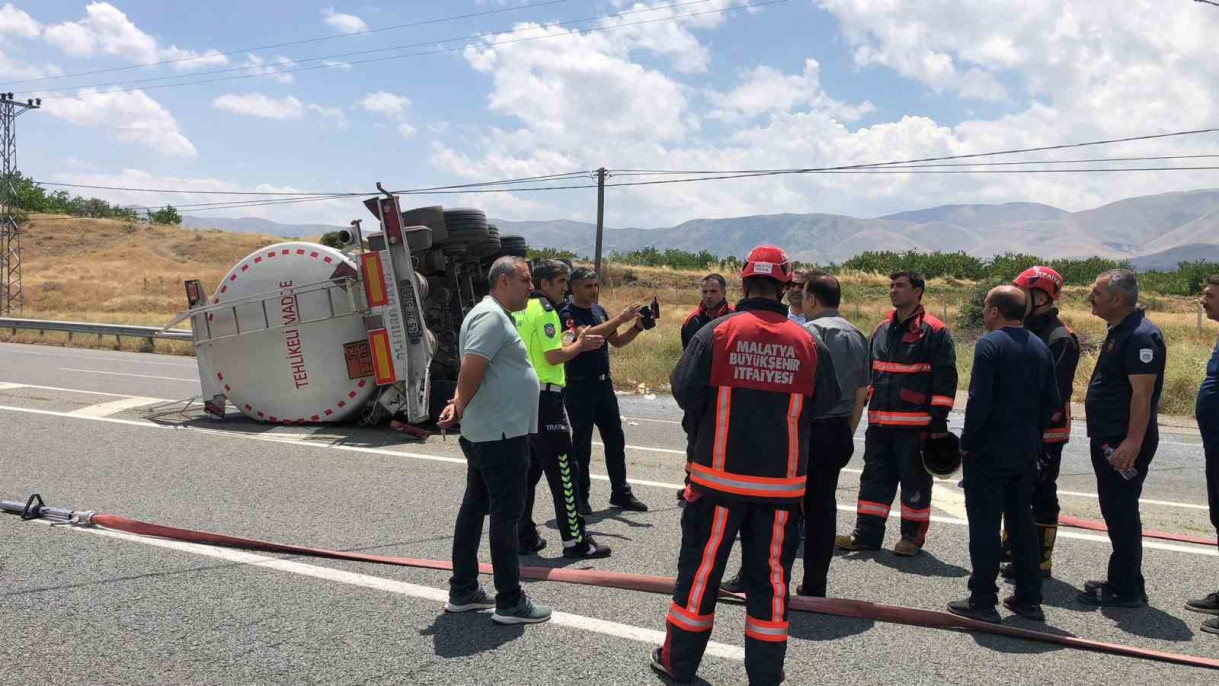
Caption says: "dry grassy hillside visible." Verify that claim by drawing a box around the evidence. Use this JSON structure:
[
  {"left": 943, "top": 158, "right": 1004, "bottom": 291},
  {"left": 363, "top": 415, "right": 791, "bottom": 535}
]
[
  {"left": 15, "top": 213, "right": 286, "bottom": 324},
  {"left": 3, "top": 214, "right": 1214, "bottom": 416}
]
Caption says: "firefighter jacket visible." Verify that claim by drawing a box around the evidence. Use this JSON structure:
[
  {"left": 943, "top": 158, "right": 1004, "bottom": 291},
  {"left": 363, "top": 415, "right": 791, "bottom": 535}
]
[
  {"left": 1026, "top": 308, "right": 1080, "bottom": 444},
  {"left": 670, "top": 297, "right": 831, "bottom": 504},
  {"left": 680, "top": 301, "right": 733, "bottom": 349},
  {"left": 867, "top": 305, "right": 958, "bottom": 430}
]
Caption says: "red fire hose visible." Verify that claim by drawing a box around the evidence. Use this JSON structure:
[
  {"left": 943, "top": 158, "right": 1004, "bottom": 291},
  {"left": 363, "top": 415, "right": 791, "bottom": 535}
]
[
  {"left": 3, "top": 496, "right": 1215, "bottom": 671},
  {"left": 84, "top": 512, "right": 1219, "bottom": 672},
  {"left": 1059, "top": 515, "right": 1218, "bottom": 547}
]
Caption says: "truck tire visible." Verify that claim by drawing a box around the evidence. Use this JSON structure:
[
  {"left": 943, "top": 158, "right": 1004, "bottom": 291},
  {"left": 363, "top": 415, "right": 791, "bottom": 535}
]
[{"left": 442, "top": 208, "right": 489, "bottom": 242}]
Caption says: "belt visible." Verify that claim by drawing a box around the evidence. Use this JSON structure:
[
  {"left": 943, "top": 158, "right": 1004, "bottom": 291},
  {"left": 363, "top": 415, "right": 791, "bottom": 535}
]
[
  {"left": 541, "top": 383, "right": 564, "bottom": 393},
  {"left": 568, "top": 374, "right": 610, "bottom": 383}
]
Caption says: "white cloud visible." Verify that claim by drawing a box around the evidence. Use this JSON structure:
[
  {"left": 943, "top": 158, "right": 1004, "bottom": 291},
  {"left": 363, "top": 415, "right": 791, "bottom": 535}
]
[
  {"left": 321, "top": 59, "right": 352, "bottom": 70},
  {"left": 158, "top": 46, "right": 229, "bottom": 71},
  {"left": 361, "top": 91, "right": 417, "bottom": 137},
  {"left": 0, "top": 49, "right": 59, "bottom": 79},
  {"left": 957, "top": 68, "right": 1007, "bottom": 102},
  {"left": 241, "top": 53, "right": 295, "bottom": 84},
  {"left": 361, "top": 91, "right": 410, "bottom": 118},
  {"left": 213, "top": 93, "right": 304, "bottom": 120},
  {"left": 428, "top": 1, "right": 1219, "bottom": 228},
  {"left": 47, "top": 169, "right": 358, "bottom": 225},
  {"left": 0, "top": 3, "right": 40, "bottom": 38},
  {"left": 307, "top": 103, "right": 349, "bottom": 128},
  {"left": 708, "top": 59, "right": 875, "bottom": 123},
  {"left": 42, "top": 2, "right": 226, "bottom": 68},
  {"left": 43, "top": 88, "right": 196, "bottom": 157},
  {"left": 322, "top": 8, "right": 368, "bottom": 34}
]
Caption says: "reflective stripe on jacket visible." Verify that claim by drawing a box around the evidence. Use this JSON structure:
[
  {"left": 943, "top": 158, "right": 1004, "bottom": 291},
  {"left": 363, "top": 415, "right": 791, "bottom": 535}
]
[
  {"left": 1026, "top": 308, "right": 1080, "bottom": 444},
  {"left": 671, "top": 298, "right": 821, "bottom": 504},
  {"left": 867, "top": 306, "right": 958, "bottom": 429}
]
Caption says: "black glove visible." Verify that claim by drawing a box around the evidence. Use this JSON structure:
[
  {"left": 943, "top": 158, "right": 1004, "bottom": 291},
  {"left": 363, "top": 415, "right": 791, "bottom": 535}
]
[{"left": 929, "top": 418, "right": 948, "bottom": 436}]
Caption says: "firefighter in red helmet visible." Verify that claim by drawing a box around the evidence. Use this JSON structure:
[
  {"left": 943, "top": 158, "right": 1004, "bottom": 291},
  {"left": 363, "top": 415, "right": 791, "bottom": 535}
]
[
  {"left": 1001, "top": 266, "right": 1080, "bottom": 579},
  {"left": 652, "top": 245, "right": 830, "bottom": 685}
]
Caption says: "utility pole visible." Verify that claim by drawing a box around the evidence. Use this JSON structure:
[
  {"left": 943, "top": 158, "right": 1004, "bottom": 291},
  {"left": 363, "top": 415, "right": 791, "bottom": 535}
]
[
  {"left": 593, "top": 167, "right": 607, "bottom": 278},
  {"left": 0, "top": 92, "right": 39, "bottom": 317}
]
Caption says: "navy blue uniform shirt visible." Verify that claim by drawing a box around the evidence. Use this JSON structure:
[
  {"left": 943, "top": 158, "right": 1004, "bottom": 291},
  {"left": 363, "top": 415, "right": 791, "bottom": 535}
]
[
  {"left": 960, "top": 327, "right": 1059, "bottom": 470},
  {"left": 1085, "top": 309, "right": 1166, "bottom": 440},
  {"left": 1198, "top": 336, "right": 1219, "bottom": 447},
  {"left": 560, "top": 302, "right": 612, "bottom": 380}
]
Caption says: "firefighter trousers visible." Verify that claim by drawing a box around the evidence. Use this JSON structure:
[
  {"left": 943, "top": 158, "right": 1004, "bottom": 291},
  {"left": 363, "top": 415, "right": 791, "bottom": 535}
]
[
  {"left": 1001, "top": 442, "right": 1065, "bottom": 570},
  {"left": 519, "top": 390, "right": 586, "bottom": 547},
  {"left": 853, "top": 426, "right": 931, "bottom": 547},
  {"left": 660, "top": 495, "right": 799, "bottom": 685}
]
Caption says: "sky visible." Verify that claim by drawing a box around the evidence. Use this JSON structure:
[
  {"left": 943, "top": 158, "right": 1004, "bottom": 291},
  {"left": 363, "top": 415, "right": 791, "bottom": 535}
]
[{"left": 1, "top": 0, "right": 1218, "bottom": 229}]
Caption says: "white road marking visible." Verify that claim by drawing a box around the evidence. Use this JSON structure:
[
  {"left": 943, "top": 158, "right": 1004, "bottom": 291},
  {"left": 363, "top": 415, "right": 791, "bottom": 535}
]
[
  {"left": 608, "top": 441, "right": 686, "bottom": 456},
  {"left": 838, "top": 467, "right": 1210, "bottom": 512},
  {"left": 0, "top": 382, "right": 26, "bottom": 391},
  {"left": 0, "top": 345, "right": 196, "bottom": 367},
  {"left": 63, "top": 524, "right": 745, "bottom": 662},
  {"left": 68, "top": 396, "right": 163, "bottom": 418},
  {"left": 0, "top": 381, "right": 173, "bottom": 400},
  {"left": 621, "top": 416, "right": 684, "bottom": 425},
  {"left": 2, "top": 403, "right": 1214, "bottom": 558},
  {"left": 57, "top": 368, "right": 200, "bottom": 383},
  {"left": 931, "top": 482, "right": 969, "bottom": 520}
]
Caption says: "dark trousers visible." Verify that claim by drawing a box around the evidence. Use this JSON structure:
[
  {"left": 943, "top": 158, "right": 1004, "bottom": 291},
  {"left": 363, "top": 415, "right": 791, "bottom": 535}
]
[
  {"left": 1090, "top": 435, "right": 1158, "bottom": 599},
  {"left": 1001, "top": 441, "right": 1065, "bottom": 569},
  {"left": 564, "top": 378, "right": 631, "bottom": 502},
  {"left": 853, "top": 427, "right": 932, "bottom": 546},
  {"left": 520, "top": 390, "right": 586, "bottom": 546},
  {"left": 963, "top": 460, "right": 1041, "bottom": 607},
  {"left": 450, "top": 435, "right": 529, "bottom": 609},
  {"left": 661, "top": 496, "right": 799, "bottom": 686},
  {"left": 801, "top": 417, "right": 856, "bottom": 596}
]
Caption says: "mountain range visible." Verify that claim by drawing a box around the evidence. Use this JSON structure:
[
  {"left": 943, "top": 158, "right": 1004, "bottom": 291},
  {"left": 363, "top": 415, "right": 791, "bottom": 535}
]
[{"left": 185, "top": 188, "right": 1219, "bottom": 269}]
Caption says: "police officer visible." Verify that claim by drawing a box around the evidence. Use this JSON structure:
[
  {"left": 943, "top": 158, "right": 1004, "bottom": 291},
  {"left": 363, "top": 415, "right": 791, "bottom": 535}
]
[
  {"left": 1078, "top": 269, "right": 1166, "bottom": 608},
  {"left": 680, "top": 273, "right": 733, "bottom": 350},
  {"left": 514, "top": 259, "right": 612, "bottom": 559},
  {"left": 1185, "top": 274, "right": 1219, "bottom": 634},
  {"left": 652, "top": 245, "right": 820, "bottom": 686},
  {"left": 561, "top": 268, "right": 649, "bottom": 513},
  {"left": 948, "top": 286, "right": 1059, "bottom": 624},
  {"left": 1000, "top": 266, "right": 1080, "bottom": 579},
  {"left": 838, "top": 271, "right": 958, "bottom": 556}
]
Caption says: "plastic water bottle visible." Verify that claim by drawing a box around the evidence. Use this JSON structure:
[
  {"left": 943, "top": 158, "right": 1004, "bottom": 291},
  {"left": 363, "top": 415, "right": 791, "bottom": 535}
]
[{"left": 1101, "top": 443, "right": 1138, "bottom": 481}]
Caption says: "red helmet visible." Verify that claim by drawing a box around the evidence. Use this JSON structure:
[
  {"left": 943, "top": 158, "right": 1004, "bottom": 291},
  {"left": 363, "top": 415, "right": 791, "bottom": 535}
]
[
  {"left": 740, "top": 244, "right": 793, "bottom": 283},
  {"left": 1013, "top": 266, "right": 1064, "bottom": 301}
]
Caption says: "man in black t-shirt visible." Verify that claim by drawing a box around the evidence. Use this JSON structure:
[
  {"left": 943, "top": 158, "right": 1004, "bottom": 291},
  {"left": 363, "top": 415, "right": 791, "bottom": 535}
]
[
  {"left": 560, "top": 268, "right": 649, "bottom": 513},
  {"left": 1078, "top": 269, "right": 1166, "bottom": 608}
]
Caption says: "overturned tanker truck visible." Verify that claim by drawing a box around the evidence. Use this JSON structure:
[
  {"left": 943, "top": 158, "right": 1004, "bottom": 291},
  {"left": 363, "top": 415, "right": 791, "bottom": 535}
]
[{"left": 161, "top": 192, "right": 529, "bottom": 427}]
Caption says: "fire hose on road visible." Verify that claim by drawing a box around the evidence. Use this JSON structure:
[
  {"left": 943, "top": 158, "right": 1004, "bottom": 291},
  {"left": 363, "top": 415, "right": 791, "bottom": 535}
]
[{"left": 4, "top": 494, "right": 1218, "bottom": 672}]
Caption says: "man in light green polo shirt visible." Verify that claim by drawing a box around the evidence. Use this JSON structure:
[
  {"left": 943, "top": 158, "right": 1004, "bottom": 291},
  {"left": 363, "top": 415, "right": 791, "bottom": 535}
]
[{"left": 515, "top": 259, "right": 613, "bottom": 559}]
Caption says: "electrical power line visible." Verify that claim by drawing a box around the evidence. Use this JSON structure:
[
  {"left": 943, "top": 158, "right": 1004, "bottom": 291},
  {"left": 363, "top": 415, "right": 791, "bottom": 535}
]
[
  {"left": 0, "top": 0, "right": 577, "bottom": 88},
  {"left": 27, "top": 0, "right": 712, "bottom": 97},
  {"left": 39, "top": 127, "right": 1219, "bottom": 214},
  {"left": 34, "top": 171, "right": 594, "bottom": 197},
  {"left": 28, "top": 0, "right": 775, "bottom": 100}
]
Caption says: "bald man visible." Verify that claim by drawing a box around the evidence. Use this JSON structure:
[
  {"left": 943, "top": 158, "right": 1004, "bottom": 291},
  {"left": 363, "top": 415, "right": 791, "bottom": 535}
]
[{"left": 949, "top": 286, "right": 1061, "bottom": 624}]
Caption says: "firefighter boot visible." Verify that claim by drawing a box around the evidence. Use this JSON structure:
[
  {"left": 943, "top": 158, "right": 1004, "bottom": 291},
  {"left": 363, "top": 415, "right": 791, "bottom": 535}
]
[{"left": 1001, "top": 524, "right": 1056, "bottom": 580}]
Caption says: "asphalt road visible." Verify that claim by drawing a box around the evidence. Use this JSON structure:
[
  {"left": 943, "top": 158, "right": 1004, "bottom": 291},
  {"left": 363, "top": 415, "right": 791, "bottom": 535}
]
[{"left": 2, "top": 341, "right": 1217, "bottom": 685}]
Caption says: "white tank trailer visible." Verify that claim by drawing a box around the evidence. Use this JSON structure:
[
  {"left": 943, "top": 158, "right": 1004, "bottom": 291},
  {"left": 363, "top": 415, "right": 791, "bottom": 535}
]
[{"left": 163, "top": 194, "right": 529, "bottom": 426}]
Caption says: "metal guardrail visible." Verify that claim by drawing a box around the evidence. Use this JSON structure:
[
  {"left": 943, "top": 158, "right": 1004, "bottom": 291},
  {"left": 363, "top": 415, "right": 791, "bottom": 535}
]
[{"left": 0, "top": 317, "right": 194, "bottom": 346}]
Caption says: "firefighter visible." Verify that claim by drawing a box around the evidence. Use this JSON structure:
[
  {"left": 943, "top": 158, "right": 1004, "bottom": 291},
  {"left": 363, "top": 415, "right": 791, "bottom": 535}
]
[
  {"left": 680, "top": 273, "right": 733, "bottom": 350},
  {"left": 514, "top": 259, "right": 613, "bottom": 559},
  {"left": 837, "top": 270, "right": 958, "bottom": 556},
  {"left": 652, "top": 245, "right": 820, "bottom": 686},
  {"left": 677, "top": 273, "right": 735, "bottom": 503},
  {"left": 999, "top": 266, "right": 1080, "bottom": 580}
]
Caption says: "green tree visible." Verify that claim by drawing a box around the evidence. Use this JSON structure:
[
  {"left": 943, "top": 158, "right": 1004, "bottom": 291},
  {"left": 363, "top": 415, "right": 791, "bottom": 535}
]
[
  {"left": 151, "top": 205, "right": 182, "bottom": 225},
  {"left": 319, "top": 231, "right": 346, "bottom": 249}
]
